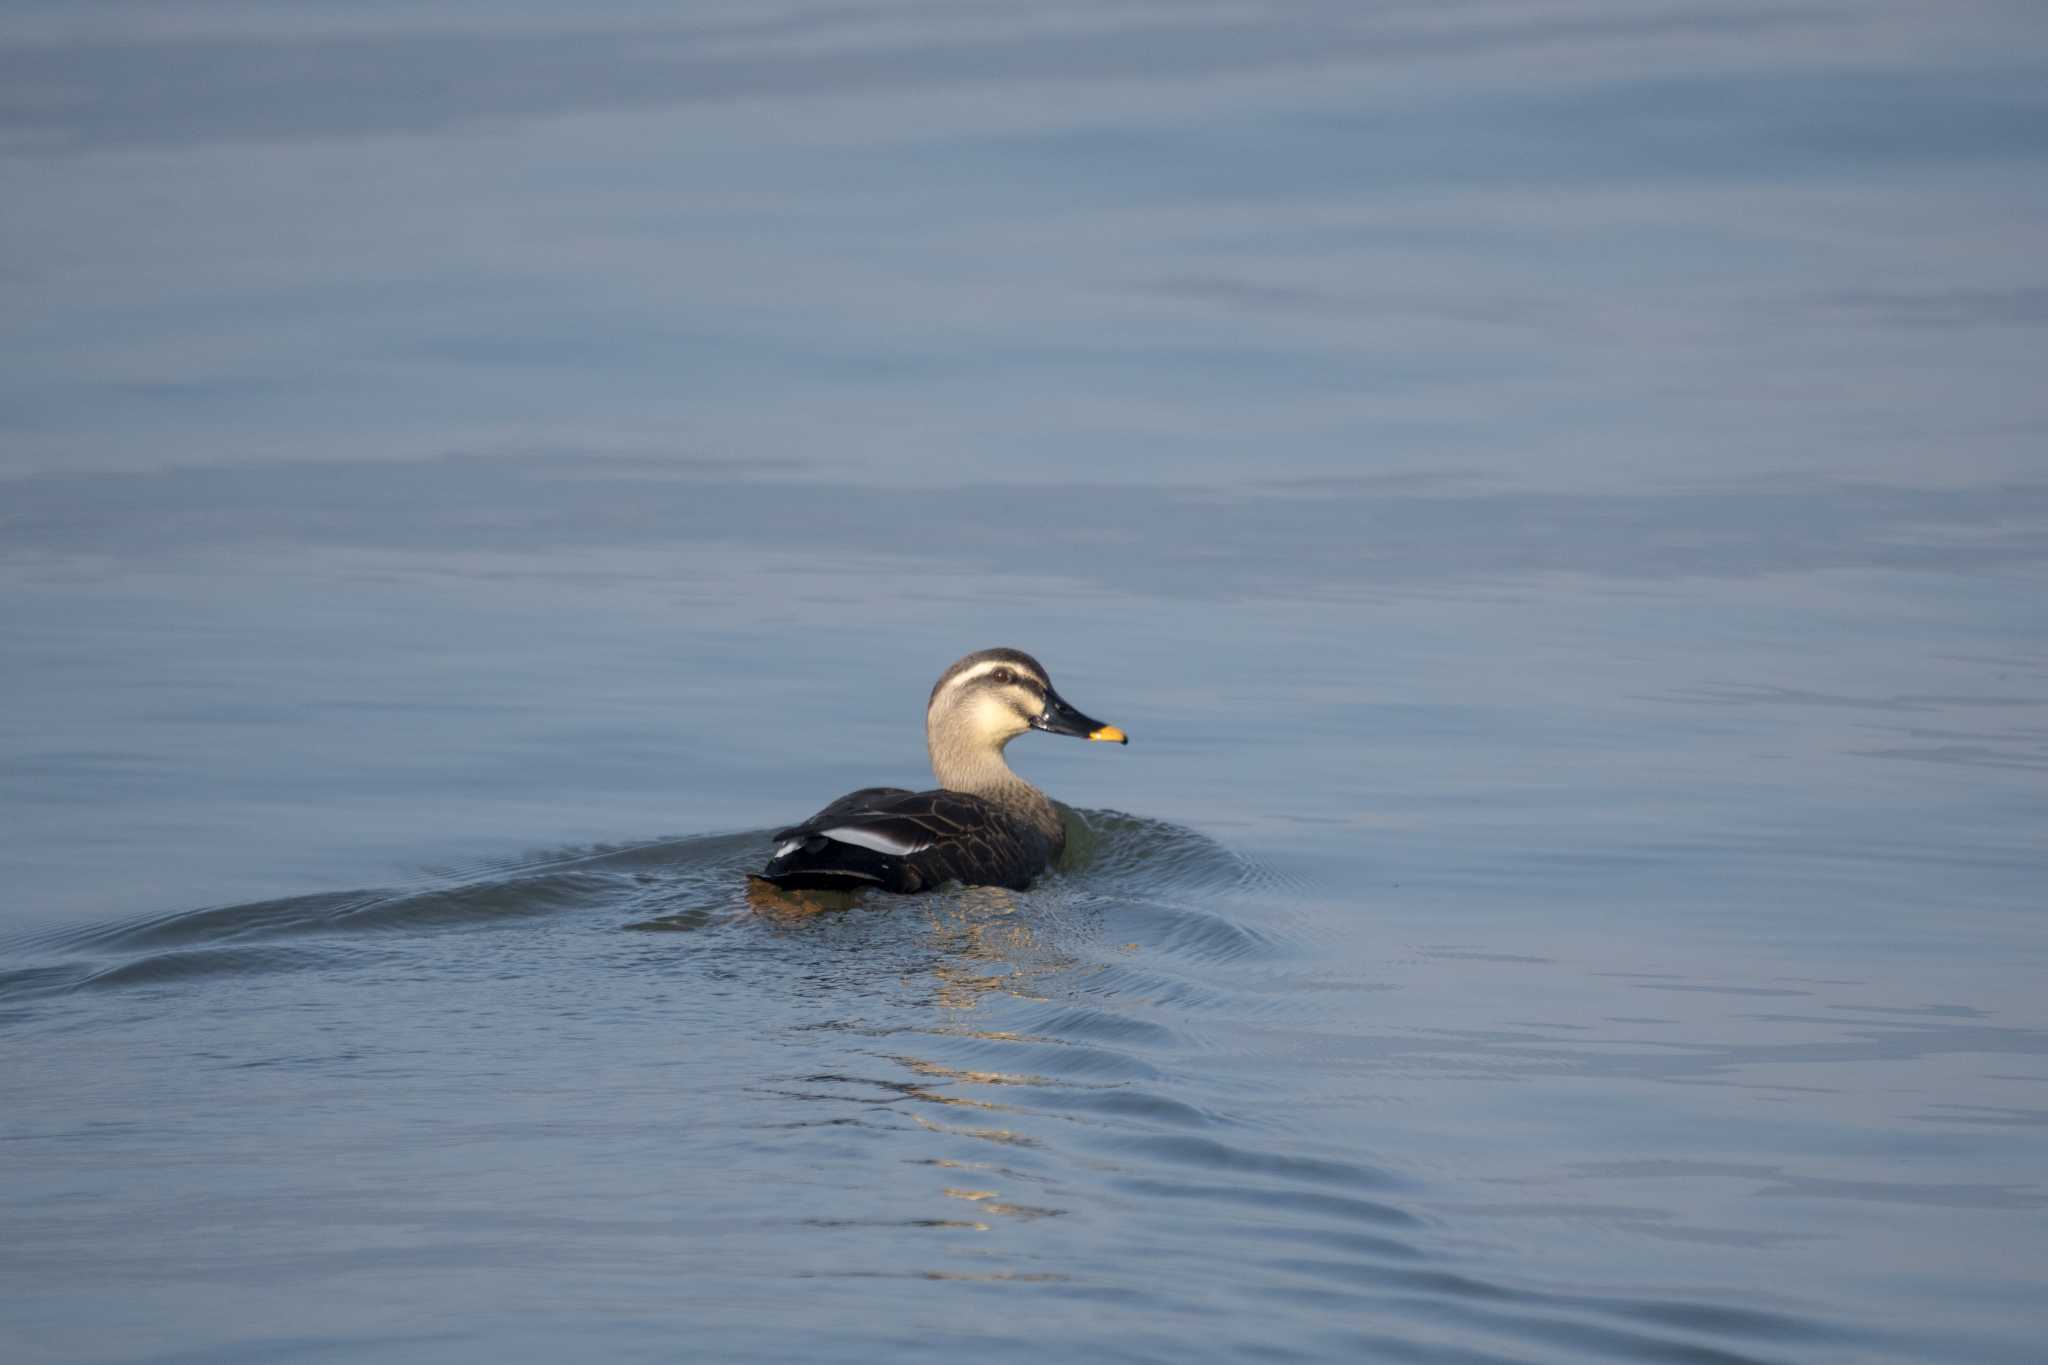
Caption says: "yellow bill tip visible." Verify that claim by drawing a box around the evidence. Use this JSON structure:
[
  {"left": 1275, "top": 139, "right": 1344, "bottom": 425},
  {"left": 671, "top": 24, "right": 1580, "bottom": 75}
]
[{"left": 1088, "top": 725, "right": 1128, "bottom": 744}]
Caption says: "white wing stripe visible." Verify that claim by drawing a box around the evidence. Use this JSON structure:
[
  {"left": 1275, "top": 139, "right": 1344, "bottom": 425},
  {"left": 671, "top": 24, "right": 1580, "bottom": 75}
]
[{"left": 817, "top": 825, "right": 930, "bottom": 856}]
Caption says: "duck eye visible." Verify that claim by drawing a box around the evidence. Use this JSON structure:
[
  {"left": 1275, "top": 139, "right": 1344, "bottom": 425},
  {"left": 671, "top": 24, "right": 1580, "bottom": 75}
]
[{"left": 991, "top": 667, "right": 1013, "bottom": 684}]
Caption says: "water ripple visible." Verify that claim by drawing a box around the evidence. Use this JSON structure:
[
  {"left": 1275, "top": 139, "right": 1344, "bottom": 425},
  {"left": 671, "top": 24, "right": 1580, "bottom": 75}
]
[{"left": 0, "top": 811, "right": 1964, "bottom": 1363}]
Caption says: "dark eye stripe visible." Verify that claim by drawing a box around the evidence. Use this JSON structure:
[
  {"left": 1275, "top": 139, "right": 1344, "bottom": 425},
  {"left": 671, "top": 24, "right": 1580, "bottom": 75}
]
[{"left": 973, "top": 669, "right": 1043, "bottom": 696}]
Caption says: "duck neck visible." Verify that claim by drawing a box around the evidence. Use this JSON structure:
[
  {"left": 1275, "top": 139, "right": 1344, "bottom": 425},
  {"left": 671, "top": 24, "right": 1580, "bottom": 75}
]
[{"left": 928, "top": 732, "right": 1060, "bottom": 837}]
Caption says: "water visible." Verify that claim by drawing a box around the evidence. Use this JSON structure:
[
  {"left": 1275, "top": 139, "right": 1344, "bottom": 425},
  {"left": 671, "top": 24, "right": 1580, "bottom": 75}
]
[{"left": 5, "top": 4, "right": 2047, "bottom": 1363}]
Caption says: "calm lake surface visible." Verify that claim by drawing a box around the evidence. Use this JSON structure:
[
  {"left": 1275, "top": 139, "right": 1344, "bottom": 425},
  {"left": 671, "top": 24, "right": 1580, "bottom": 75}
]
[{"left": 4, "top": 4, "right": 2046, "bottom": 1363}]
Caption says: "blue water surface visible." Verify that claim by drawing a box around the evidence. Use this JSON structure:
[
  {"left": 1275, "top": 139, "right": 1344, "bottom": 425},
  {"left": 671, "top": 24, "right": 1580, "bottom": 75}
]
[{"left": 4, "top": 4, "right": 2046, "bottom": 1362}]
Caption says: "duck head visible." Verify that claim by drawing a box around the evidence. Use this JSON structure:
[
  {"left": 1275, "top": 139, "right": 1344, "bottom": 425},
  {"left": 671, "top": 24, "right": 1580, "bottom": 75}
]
[{"left": 926, "top": 647, "right": 1127, "bottom": 759}]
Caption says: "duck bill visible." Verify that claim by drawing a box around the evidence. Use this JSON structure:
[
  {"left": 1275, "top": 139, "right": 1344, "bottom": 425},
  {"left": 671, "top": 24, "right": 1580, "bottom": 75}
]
[{"left": 1032, "top": 691, "right": 1128, "bottom": 744}]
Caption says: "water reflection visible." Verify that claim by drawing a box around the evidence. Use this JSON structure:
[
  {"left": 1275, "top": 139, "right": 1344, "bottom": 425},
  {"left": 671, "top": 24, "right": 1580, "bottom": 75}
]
[
  {"left": 920, "top": 888, "right": 1062, "bottom": 1011},
  {"left": 2, "top": 791, "right": 2036, "bottom": 1361},
  {"left": 7, "top": 2, "right": 2046, "bottom": 1356}
]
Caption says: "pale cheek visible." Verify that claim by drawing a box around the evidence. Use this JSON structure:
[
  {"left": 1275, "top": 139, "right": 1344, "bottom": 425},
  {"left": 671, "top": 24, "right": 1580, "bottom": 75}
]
[{"left": 976, "top": 696, "right": 1030, "bottom": 739}]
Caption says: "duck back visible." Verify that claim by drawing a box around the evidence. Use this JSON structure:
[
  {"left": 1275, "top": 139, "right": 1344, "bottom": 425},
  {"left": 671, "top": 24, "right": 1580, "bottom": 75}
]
[{"left": 759, "top": 786, "right": 1062, "bottom": 893}]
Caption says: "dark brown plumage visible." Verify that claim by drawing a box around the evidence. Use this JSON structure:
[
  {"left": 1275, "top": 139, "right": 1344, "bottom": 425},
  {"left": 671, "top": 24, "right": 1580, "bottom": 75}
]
[{"left": 761, "top": 786, "right": 1059, "bottom": 893}]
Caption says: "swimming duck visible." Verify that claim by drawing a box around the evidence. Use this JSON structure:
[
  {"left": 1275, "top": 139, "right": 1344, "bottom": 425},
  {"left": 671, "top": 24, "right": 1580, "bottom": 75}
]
[{"left": 757, "top": 648, "right": 1127, "bottom": 894}]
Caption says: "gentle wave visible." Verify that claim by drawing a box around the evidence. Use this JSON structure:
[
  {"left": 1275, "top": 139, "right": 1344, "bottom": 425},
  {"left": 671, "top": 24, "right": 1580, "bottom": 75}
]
[
  {"left": 0, "top": 812, "right": 1868, "bottom": 1363},
  {"left": 0, "top": 814, "right": 1264, "bottom": 999}
]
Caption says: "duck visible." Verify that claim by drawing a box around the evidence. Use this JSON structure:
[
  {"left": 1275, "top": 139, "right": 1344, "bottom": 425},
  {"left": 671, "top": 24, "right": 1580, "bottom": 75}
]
[{"left": 756, "top": 648, "right": 1128, "bottom": 894}]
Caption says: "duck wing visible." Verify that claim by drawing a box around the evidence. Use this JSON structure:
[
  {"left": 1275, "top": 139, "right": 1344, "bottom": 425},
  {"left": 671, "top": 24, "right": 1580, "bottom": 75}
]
[
  {"left": 770, "top": 787, "right": 916, "bottom": 841},
  {"left": 761, "top": 787, "right": 1052, "bottom": 893}
]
